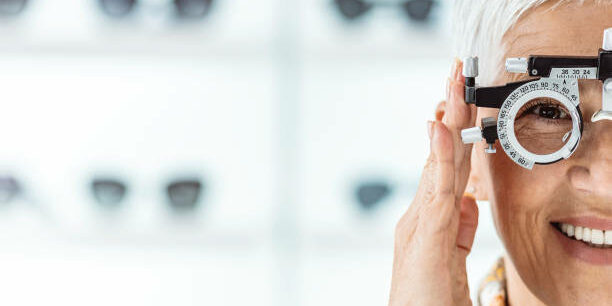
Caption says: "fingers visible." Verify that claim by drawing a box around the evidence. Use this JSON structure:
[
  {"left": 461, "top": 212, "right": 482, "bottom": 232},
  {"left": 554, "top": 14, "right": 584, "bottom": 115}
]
[
  {"left": 456, "top": 195, "right": 479, "bottom": 254},
  {"left": 408, "top": 120, "right": 457, "bottom": 233},
  {"left": 443, "top": 59, "right": 478, "bottom": 199},
  {"left": 444, "top": 59, "right": 475, "bottom": 129},
  {"left": 404, "top": 60, "right": 477, "bottom": 232},
  {"left": 389, "top": 61, "right": 481, "bottom": 306},
  {"left": 431, "top": 121, "right": 455, "bottom": 205},
  {"left": 435, "top": 101, "right": 446, "bottom": 121}
]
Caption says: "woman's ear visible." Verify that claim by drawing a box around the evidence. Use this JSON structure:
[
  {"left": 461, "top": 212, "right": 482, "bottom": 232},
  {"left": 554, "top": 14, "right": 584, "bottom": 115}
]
[
  {"left": 435, "top": 100, "right": 446, "bottom": 121},
  {"left": 467, "top": 144, "right": 489, "bottom": 201}
]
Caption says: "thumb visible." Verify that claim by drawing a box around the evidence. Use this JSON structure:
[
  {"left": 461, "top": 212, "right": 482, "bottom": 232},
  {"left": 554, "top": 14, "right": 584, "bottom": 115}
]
[{"left": 456, "top": 195, "right": 479, "bottom": 254}]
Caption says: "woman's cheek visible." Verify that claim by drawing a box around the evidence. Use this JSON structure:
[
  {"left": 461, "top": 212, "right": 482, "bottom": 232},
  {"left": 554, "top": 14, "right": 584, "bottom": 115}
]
[{"left": 486, "top": 148, "right": 556, "bottom": 249}]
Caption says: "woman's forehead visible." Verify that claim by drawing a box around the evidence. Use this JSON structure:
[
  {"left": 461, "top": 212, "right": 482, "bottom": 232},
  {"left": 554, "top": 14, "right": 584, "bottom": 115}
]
[
  {"left": 499, "top": 2, "right": 612, "bottom": 84},
  {"left": 503, "top": 2, "right": 612, "bottom": 59}
]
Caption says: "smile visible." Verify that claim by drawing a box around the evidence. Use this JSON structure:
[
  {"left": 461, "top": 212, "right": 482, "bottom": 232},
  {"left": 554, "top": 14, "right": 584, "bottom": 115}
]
[
  {"left": 551, "top": 219, "right": 612, "bottom": 265},
  {"left": 553, "top": 222, "right": 612, "bottom": 248}
]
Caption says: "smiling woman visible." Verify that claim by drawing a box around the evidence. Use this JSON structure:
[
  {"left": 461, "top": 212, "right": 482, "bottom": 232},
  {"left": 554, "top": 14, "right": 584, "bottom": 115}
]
[{"left": 389, "top": 1, "right": 612, "bottom": 306}]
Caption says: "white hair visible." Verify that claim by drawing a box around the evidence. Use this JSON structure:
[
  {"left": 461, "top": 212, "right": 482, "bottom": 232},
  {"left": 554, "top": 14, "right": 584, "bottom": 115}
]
[{"left": 451, "top": 0, "right": 598, "bottom": 84}]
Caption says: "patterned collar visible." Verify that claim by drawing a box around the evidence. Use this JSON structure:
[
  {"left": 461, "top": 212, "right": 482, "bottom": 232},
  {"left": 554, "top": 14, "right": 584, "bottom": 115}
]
[{"left": 477, "top": 258, "right": 508, "bottom": 306}]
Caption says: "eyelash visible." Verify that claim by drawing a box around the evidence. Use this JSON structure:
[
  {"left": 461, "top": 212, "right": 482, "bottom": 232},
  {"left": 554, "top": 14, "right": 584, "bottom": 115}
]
[{"left": 516, "top": 99, "right": 570, "bottom": 122}]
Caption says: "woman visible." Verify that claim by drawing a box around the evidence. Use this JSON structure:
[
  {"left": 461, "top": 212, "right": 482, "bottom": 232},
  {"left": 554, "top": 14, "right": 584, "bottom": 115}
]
[{"left": 389, "top": 1, "right": 612, "bottom": 305}]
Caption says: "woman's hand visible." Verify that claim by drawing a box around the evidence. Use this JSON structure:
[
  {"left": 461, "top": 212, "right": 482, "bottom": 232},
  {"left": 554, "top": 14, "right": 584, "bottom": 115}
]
[{"left": 389, "top": 59, "right": 480, "bottom": 306}]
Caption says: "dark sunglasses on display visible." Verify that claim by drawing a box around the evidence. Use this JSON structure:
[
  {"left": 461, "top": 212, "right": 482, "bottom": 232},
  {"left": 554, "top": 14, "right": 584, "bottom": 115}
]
[
  {"left": 0, "top": 175, "right": 22, "bottom": 204},
  {"left": 0, "top": 0, "right": 27, "bottom": 16},
  {"left": 98, "top": 0, "right": 214, "bottom": 19},
  {"left": 91, "top": 177, "right": 205, "bottom": 211},
  {"left": 333, "top": 0, "right": 436, "bottom": 22},
  {"left": 354, "top": 180, "right": 394, "bottom": 211}
]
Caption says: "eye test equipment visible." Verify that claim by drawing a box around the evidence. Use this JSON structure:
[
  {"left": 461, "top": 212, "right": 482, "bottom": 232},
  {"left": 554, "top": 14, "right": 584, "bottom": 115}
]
[{"left": 460, "top": 28, "right": 612, "bottom": 169}]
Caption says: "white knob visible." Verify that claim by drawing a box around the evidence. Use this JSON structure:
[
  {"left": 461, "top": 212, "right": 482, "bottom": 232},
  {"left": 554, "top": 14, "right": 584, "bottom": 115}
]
[
  {"left": 461, "top": 126, "right": 483, "bottom": 144},
  {"left": 462, "top": 57, "right": 478, "bottom": 78},
  {"left": 505, "top": 58, "right": 528, "bottom": 73},
  {"left": 603, "top": 28, "right": 612, "bottom": 51}
]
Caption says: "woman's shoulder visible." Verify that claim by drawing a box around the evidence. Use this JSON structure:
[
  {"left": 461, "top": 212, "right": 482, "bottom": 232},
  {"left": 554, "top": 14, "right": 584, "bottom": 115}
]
[{"left": 477, "top": 257, "right": 507, "bottom": 306}]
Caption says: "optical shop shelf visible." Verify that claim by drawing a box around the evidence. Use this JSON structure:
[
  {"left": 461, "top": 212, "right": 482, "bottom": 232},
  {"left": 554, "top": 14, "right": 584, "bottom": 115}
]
[
  {"left": 0, "top": 0, "right": 453, "bottom": 60},
  {"left": 0, "top": 0, "right": 280, "bottom": 57},
  {"left": 0, "top": 51, "right": 279, "bottom": 236},
  {"left": 295, "top": 0, "right": 453, "bottom": 59},
  {"left": 0, "top": 1, "right": 464, "bottom": 306}
]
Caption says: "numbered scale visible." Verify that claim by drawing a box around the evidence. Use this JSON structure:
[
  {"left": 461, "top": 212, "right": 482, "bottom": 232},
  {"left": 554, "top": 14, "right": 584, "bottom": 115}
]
[
  {"left": 459, "top": 28, "right": 612, "bottom": 169},
  {"left": 496, "top": 78, "right": 582, "bottom": 169}
]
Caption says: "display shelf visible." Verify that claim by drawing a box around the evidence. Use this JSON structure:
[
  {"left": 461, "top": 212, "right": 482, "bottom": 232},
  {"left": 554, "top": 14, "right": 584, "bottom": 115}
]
[{"left": 0, "top": 54, "right": 278, "bottom": 235}]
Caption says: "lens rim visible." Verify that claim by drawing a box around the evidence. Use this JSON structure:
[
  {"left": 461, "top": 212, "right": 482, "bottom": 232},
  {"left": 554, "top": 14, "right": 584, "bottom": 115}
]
[
  {"left": 333, "top": 0, "right": 373, "bottom": 21},
  {"left": 165, "top": 178, "right": 203, "bottom": 211},
  {"left": 173, "top": 0, "right": 213, "bottom": 19},
  {"left": 497, "top": 79, "right": 582, "bottom": 169},
  {"left": 354, "top": 180, "right": 393, "bottom": 210},
  {"left": 90, "top": 178, "right": 128, "bottom": 207},
  {"left": 0, "top": 176, "right": 21, "bottom": 204},
  {"left": 0, "top": 0, "right": 27, "bottom": 16},
  {"left": 401, "top": 0, "right": 435, "bottom": 22},
  {"left": 98, "top": 0, "right": 137, "bottom": 18}
]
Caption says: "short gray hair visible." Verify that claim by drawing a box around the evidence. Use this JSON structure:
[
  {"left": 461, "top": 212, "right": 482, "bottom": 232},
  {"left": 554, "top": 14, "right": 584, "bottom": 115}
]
[{"left": 451, "top": 0, "right": 586, "bottom": 84}]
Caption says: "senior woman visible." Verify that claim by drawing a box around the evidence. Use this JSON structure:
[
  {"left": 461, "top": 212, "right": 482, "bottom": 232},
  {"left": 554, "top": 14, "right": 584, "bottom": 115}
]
[{"left": 389, "top": 0, "right": 612, "bottom": 305}]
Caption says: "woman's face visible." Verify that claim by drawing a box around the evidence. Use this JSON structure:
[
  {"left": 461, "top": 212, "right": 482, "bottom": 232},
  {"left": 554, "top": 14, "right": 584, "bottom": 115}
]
[{"left": 473, "top": 2, "right": 612, "bottom": 305}]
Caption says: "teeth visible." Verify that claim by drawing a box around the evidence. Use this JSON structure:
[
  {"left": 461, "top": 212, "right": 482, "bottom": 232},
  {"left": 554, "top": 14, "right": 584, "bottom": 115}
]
[
  {"left": 591, "top": 229, "right": 604, "bottom": 245},
  {"left": 567, "top": 224, "right": 574, "bottom": 237},
  {"left": 558, "top": 223, "right": 612, "bottom": 247},
  {"left": 583, "top": 227, "right": 591, "bottom": 242},
  {"left": 575, "top": 226, "right": 583, "bottom": 240}
]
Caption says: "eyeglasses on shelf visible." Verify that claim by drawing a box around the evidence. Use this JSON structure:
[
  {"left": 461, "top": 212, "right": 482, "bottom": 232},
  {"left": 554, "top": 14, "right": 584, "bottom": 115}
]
[
  {"left": 98, "top": 0, "right": 214, "bottom": 19},
  {"left": 0, "top": 0, "right": 27, "bottom": 16},
  {"left": 333, "top": 0, "right": 437, "bottom": 23},
  {"left": 90, "top": 176, "right": 205, "bottom": 212}
]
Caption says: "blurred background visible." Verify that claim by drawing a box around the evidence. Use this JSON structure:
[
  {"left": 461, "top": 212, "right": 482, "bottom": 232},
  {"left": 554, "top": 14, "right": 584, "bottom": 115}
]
[{"left": 0, "top": 0, "right": 504, "bottom": 305}]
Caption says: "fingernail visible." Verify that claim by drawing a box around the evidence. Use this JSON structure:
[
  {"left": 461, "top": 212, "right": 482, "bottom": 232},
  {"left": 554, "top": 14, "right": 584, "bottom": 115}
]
[
  {"left": 427, "top": 120, "right": 434, "bottom": 140},
  {"left": 454, "top": 57, "right": 462, "bottom": 80},
  {"left": 463, "top": 192, "right": 476, "bottom": 201}
]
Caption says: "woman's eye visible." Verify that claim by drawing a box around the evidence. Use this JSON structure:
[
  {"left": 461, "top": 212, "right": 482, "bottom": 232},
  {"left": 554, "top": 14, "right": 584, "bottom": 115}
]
[{"left": 530, "top": 105, "right": 569, "bottom": 120}]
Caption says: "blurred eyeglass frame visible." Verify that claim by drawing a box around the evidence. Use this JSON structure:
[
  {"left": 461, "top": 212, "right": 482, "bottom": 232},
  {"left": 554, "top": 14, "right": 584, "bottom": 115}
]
[
  {"left": 98, "top": 0, "right": 214, "bottom": 19},
  {"left": 333, "top": 0, "right": 437, "bottom": 23},
  {"left": 0, "top": 0, "right": 27, "bottom": 16},
  {"left": 90, "top": 177, "right": 205, "bottom": 212},
  {"left": 354, "top": 180, "right": 394, "bottom": 211},
  {"left": 0, "top": 175, "right": 22, "bottom": 204},
  {"left": 166, "top": 179, "right": 203, "bottom": 211},
  {"left": 90, "top": 178, "right": 128, "bottom": 208}
]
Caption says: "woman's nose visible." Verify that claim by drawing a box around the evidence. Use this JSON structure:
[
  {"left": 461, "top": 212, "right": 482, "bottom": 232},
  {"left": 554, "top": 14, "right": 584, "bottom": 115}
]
[{"left": 569, "top": 121, "right": 612, "bottom": 197}]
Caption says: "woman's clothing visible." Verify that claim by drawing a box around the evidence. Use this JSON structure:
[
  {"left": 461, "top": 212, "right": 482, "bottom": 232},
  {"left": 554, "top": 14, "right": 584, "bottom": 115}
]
[{"left": 477, "top": 258, "right": 508, "bottom": 306}]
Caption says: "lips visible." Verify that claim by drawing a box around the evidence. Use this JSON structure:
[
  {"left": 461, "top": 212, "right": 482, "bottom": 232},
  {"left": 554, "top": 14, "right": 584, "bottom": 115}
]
[
  {"left": 555, "top": 222, "right": 612, "bottom": 247},
  {"left": 551, "top": 218, "right": 612, "bottom": 265}
]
